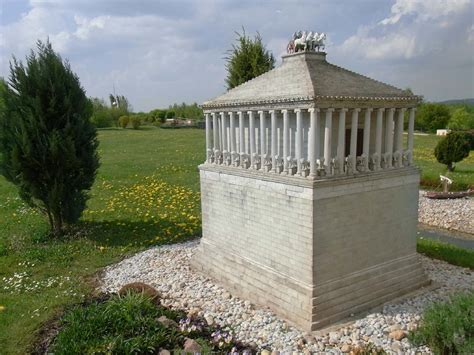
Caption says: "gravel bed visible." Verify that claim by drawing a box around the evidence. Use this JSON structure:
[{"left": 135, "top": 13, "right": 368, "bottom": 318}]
[
  {"left": 419, "top": 191, "right": 473, "bottom": 235},
  {"left": 100, "top": 240, "right": 473, "bottom": 354}
]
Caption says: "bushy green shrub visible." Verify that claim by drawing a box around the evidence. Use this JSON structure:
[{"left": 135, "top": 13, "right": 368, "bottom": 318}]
[
  {"left": 130, "top": 116, "right": 141, "bottom": 129},
  {"left": 89, "top": 98, "right": 114, "bottom": 128},
  {"left": 0, "top": 40, "right": 99, "bottom": 236},
  {"left": 434, "top": 132, "right": 470, "bottom": 171},
  {"left": 409, "top": 292, "right": 474, "bottom": 354},
  {"left": 458, "top": 129, "right": 474, "bottom": 150},
  {"left": 118, "top": 115, "right": 129, "bottom": 128}
]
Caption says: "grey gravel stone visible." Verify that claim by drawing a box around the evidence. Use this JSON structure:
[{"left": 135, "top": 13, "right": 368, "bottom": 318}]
[
  {"left": 100, "top": 240, "right": 473, "bottom": 353},
  {"left": 419, "top": 192, "right": 473, "bottom": 234}
]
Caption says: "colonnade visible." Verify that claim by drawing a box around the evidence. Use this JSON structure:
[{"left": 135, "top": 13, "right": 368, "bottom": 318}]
[{"left": 204, "top": 107, "right": 416, "bottom": 178}]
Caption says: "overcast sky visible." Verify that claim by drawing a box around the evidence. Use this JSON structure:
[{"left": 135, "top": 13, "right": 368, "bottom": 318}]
[{"left": 1, "top": 0, "right": 473, "bottom": 112}]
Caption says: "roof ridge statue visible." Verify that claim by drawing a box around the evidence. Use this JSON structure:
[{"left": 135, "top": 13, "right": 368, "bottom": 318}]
[{"left": 287, "top": 30, "right": 326, "bottom": 54}]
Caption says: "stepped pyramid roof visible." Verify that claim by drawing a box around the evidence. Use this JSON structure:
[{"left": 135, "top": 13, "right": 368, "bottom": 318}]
[{"left": 202, "top": 52, "right": 420, "bottom": 110}]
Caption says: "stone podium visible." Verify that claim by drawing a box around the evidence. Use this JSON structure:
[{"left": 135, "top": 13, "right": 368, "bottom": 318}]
[{"left": 192, "top": 50, "right": 429, "bottom": 331}]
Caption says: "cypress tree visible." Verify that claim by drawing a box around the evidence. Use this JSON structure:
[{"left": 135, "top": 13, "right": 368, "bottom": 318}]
[
  {"left": 225, "top": 30, "right": 275, "bottom": 90},
  {"left": 0, "top": 40, "right": 99, "bottom": 236}
]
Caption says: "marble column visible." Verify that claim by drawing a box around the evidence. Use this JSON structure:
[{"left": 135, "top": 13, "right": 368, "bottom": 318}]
[
  {"left": 363, "top": 108, "right": 372, "bottom": 170},
  {"left": 238, "top": 112, "right": 245, "bottom": 163},
  {"left": 375, "top": 108, "right": 384, "bottom": 170},
  {"left": 308, "top": 108, "right": 319, "bottom": 177},
  {"left": 205, "top": 113, "right": 211, "bottom": 163},
  {"left": 394, "top": 108, "right": 405, "bottom": 167},
  {"left": 385, "top": 108, "right": 395, "bottom": 168},
  {"left": 212, "top": 112, "right": 219, "bottom": 151},
  {"left": 270, "top": 110, "right": 277, "bottom": 173},
  {"left": 337, "top": 108, "right": 347, "bottom": 173},
  {"left": 408, "top": 108, "right": 416, "bottom": 165},
  {"left": 229, "top": 112, "right": 236, "bottom": 165},
  {"left": 220, "top": 112, "right": 228, "bottom": 153},
  {"left": 324, "top": 108, "right": 334, "bottom": 174},
  {"left": 295, "top": 109, "right": 303, "bottom": 175},
  {"left": 350, "top": 108, "right": 360, "bottom": 171},
  {"left": 283, "top": 109, "right": 289, "bottom": 174},
  {"left": 259, "top": 111, "right": 266, "bottom": 171},
  {"left": 248, "top": 111, "right": 255, "bottom": 168}
]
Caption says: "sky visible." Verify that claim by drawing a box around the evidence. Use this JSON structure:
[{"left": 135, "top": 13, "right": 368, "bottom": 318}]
[{"left": 1, "top": 0, "right": 473, "bottom": 112}]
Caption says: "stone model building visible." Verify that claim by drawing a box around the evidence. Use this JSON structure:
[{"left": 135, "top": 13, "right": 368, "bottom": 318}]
[{"left": 192, "top": 45, "right": 430, "bottom": 331}]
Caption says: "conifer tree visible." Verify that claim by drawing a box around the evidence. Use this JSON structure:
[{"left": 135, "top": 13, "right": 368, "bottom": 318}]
[
  {"left": 225, "top": 30, "right": 275, "bottom": 90},
  {"left": 0, "top": 40, "right": 99, "bottom": 236}
]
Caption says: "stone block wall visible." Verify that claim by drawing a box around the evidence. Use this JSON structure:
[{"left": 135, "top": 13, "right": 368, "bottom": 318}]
[{"left": 192, "top": 165, "right": 429, "bottom": 331}]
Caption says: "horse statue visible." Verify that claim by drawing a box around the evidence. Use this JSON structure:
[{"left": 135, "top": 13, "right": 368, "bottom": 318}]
[
  {"left": 313, "top": 33, "right": 326, "bottom": 51},
  {"left": 294, "top": 31, "right": 309, "bottom": 52}
]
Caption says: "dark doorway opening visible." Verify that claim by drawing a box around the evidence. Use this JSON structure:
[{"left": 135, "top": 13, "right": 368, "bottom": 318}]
[{"left": 345, "top": 129, "right": 364, "bottom": 157}]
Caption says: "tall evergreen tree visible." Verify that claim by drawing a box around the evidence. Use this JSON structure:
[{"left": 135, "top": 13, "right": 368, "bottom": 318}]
[
  {"left": 225, "top": 30, "right": 275, "bottom": 90},
  {"left": 0, "top": 40, "right": 99, "bottom": 236}
]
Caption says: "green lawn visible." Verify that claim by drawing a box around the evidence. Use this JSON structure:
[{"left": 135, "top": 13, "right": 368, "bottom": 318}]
[
  {"left": 0, "top": 127, "right": 204, "bottom": 354},
  {"left": 410, "top": 134, "right": 474, "bottom": 190},
  {"left": 0, "top": 127, "right": 472, "bottom": 353}
]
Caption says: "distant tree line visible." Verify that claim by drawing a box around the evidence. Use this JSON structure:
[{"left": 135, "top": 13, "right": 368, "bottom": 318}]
[
  {"left": 89, "top": 99, "right": 203, "bottom": 129},
  {"left": 414, "top": 102, "right": 474, "bottom": 133}
]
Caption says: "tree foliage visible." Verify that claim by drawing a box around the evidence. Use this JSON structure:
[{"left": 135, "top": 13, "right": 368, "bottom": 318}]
[
  {"left": 415, "top": 103, "right": 451, "bottom": 133},
  {"left": 225, "top": 30, "right": 275, "bottom": 90},
  {"left": 434, "top": 131, "right": 470, "bottom": 171},
  {"left": 0, "top": 40, "right": 99, "bottom": 235},
  {"left": 447, "top": 107, "right": 474, "bottom": 131}
]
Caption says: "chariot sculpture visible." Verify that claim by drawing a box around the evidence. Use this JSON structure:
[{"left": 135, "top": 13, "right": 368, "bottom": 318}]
[{"left": 287, "top": 30, "right": 326, "bottom": 54}]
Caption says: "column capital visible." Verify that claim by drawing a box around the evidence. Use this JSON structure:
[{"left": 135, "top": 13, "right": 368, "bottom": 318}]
[
  {"left": 377, "top": 107, "right": 385, "bottom": 113},
  {"left": 211, "top": 112, "right": 217, "bottom": 117},
  {"left": 281, "top": 109, "right": 288, "bottom": 114},
  {"left": 219, "top": 111, "right": 226, "bottom": 117},
  {"left": 308, "top": 108, "right": 320, "bottom": 113},
  {"left": 247, "top": 110, "right": 255, "bottom": 116},
  {"left": 387, "top": 108, "right": 396, "bottom": 113},
  {"left": 237, "top": 111, "right": 244, "bottom": 117},
  {"left": 258, "top": 110, "right": 265, "bottom": 115},
  {"left": 326, "top": 108, "right": 335, "bottom": 113},
  {"left": 294, "top": 108, "right": 302, "bottom": 113},
  {"left": 268, "top": 110, "right": 275, "bottom": 114},
  {"left": 398, "top": 107, "right": 407, "bottom": 113},
  {"left": 228, "top": 111, "right": 235, "bottom": 117},
  {"left": 339, "top": 108, "right": 348, "bottom": 113},
  {"left": 352, "top": 108, "right": 361, "bottom": 113},
  {"left": 366, "top": 108, "right": 374, "bottom": 113}
]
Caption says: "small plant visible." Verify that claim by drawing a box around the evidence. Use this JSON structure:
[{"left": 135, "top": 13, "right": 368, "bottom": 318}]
[
  {"left": 409, "top": 292, "right": 474, "bottom": 354},
  {"left": 118, "top": 115, "right": 129, "bottom": 128},
  {"left": 130, "top": 116, "right": 141, "bottom": 129},
  {"left": 47, "top": 291, "right": 245, "bottom": 354},
  {"left": 434, "top": 132, "right": 470, "bottom": 171}
]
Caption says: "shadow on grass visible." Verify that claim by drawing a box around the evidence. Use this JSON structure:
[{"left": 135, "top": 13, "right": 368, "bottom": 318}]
[
  {"left": 78, "top": 218, "right": 201, "bottom": 249},
  {"left": 10, "top": 218, "right": 200, "bottom": 266}
]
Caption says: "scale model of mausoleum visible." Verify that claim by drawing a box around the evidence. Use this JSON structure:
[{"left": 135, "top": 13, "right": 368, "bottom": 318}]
[{"left": 192, "top": 32, "right": 430, "bottom": 331}]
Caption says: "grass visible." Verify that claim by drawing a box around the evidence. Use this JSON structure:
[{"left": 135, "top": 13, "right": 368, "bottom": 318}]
[
  {"left": 410, "top": 134, "right": 474, "bottom": 190},
  {"left": 0, "top": 127, "right": 204, "bottom": 354},
  {"left": 417, "top": 238, "right": 474, "bottom": 269},
  {"left": 0, "top": 127, "right": 472, "bottom": 353}
]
